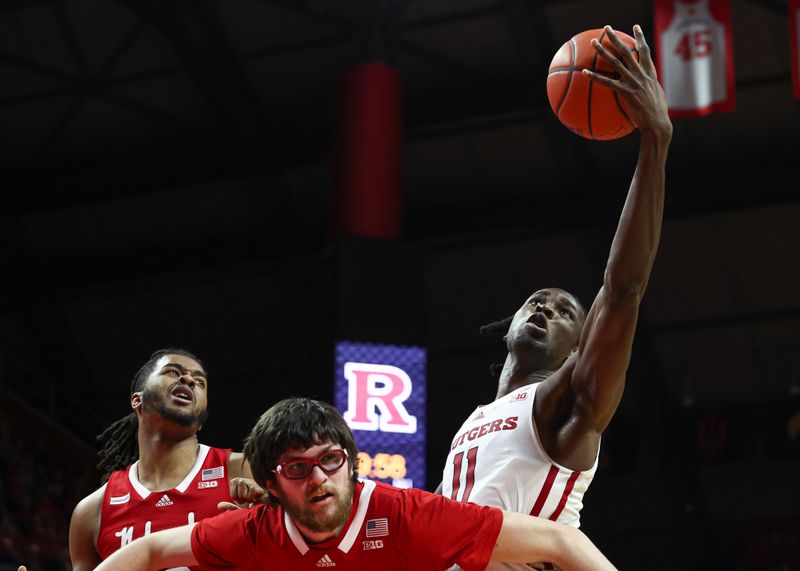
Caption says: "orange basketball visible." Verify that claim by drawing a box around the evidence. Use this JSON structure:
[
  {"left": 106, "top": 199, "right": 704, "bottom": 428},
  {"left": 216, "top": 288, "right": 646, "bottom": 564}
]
[{"left": 547, "top": 29, "right": 639, "bottom": 140}]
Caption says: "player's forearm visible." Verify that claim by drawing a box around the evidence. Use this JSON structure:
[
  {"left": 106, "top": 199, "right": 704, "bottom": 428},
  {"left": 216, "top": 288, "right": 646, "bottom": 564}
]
[
  {"left": 492, "top": 511, "right": 616, "bottom": 570},
  {"left": 94, "top": 525, "right": 198, "bottom": 571},
  {"left": 604, "top": 127, "right": 671, "bottom": 297},
  {"left": 93, "top": 537, "right": 160, "bottom": 571}
]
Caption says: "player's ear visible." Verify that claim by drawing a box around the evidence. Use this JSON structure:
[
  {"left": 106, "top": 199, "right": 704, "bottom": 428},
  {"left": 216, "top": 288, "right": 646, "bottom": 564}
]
[
  {"left": 131, "top": 392, "right": 142, "bottom": 409},
  {"left": 265, "top": 478, "right": 280, "bottom": 499}
]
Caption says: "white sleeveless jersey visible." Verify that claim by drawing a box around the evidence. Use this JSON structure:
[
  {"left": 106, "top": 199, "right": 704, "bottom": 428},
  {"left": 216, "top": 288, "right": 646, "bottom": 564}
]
[
  {"left": 441, "top": 383, "right": 598, "bottom": 571},
  {"left": 660, "top": 0, "right": 728, "bottom": 111}
]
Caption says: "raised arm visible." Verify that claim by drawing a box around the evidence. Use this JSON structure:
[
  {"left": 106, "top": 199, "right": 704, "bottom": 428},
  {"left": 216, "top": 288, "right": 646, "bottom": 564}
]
[
  {"left": 93, "top": 524, "right": 197, "bottom": 571},
  {"left": 569, "top": 25, "right": 672, "bottom": 433},
  {"left": 492, "top": 511, "right": 616, "bottom": 570}
]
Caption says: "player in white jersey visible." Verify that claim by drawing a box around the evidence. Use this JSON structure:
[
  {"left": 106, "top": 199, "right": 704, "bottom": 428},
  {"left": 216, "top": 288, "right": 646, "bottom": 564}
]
[{"left": 440, "top": 25, "right": 672, "bottom": 570}]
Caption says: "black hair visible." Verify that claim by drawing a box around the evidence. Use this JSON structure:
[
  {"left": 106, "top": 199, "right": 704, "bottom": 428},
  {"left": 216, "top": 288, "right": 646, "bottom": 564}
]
[
  {"left": 96, "top": 348, "right": 205, "bottom": 483},
  {"left": 243, "top": 398, "right": 360, "bottom": 506},
  {"left": 480, "top": 315, "right": 514, "bottom": 378}
]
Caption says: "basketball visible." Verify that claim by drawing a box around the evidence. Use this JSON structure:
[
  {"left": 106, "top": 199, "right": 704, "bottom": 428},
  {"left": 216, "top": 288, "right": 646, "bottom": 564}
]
[{"left": 547, "top": 29, "right": 639, "bottom": 140}]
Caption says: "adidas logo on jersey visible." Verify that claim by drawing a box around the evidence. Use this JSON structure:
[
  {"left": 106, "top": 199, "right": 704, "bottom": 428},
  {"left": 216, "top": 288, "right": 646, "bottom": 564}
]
[
  {"left": 155, "top": 494, "right": 174, "bottom": 507},
  {"left": 315, "top": 554, "right": 336, "bottom": 567}
]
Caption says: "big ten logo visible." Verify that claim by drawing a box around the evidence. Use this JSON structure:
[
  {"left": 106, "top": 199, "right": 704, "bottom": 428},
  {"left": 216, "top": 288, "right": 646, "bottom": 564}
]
[
  {"left": 357, "top": 452, "right": 407, "bottom": 480},
  {"left": 343, "top": 362, "right": 417, "bottom": 433}
]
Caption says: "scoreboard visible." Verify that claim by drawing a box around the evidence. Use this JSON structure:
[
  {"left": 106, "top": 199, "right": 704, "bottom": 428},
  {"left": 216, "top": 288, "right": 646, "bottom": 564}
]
[{"left": 334, "top": 341, "right": 427, "bottom": 489}]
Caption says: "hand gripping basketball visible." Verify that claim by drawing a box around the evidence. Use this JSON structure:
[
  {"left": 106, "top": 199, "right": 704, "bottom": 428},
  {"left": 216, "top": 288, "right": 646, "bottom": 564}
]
[
  {"left": 582, "top": 25, "right": 671, "bottom": 136},
  {"left": 547, "top": 25, "right": 670, "bottom": 140}
]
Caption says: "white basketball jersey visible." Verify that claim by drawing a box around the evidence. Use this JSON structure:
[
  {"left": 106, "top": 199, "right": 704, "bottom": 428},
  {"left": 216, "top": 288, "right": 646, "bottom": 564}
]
[
  {"left": 660, "top": 0, "right": 728, "bottom": 111},
  {"left": 441, "top": 383, "right": 598, "bottom": 571}
]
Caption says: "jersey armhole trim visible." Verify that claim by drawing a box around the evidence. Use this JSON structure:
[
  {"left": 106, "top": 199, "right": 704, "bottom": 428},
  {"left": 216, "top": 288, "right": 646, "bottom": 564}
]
[{"left": 528, "top": 386, "right": 600, "bottom": 474}]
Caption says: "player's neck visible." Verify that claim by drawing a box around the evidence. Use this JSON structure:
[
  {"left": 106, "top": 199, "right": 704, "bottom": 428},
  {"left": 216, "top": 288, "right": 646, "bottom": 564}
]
[
  {"left": 495, "top": 353, "right": 554, "bottom": 399},
  {"left": 136, "top": 424, "right": 200, "bottom": 492}
]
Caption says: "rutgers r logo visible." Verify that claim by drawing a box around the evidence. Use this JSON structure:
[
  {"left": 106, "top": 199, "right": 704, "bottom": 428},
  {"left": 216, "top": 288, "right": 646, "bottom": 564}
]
[{"left": 343, "top": 362, "right": 417, "bottom": 433}]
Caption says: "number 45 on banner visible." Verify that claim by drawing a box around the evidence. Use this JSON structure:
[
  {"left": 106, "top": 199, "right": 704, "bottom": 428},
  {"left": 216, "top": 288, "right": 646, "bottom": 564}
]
[{"left": 654, "top": 0, "right": 736, "bottom": 117}]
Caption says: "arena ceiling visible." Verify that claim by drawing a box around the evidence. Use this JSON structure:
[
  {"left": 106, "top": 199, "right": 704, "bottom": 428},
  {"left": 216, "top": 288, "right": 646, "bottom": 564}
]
[{"left": 1, "top": 0, "right": 798, "bottom": 448}]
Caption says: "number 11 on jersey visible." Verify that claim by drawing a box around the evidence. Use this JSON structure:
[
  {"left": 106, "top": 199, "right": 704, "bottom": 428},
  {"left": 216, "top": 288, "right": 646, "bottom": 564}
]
[{"left": 449, "top": 446, "right": 478, "bottom": 502}]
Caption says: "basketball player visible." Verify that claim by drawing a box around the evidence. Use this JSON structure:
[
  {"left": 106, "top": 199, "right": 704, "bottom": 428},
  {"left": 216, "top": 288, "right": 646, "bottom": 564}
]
[
  {"left": 439, "top": 25, "right": 672, "bottom": 570},
  {"left": 91, "top": 397, "right": 616, "bottom": 571},
  {"left": 57, "top": 348, "right": 258, "bottom": 570}
]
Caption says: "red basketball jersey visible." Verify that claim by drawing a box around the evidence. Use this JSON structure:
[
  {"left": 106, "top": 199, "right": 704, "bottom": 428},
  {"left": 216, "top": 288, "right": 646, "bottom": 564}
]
[
  {"left": 192, "top": 479, "right": 503, "bottom": 571},
  {"left": 98, "top": 445, "right": 233, "bottom": 560}
]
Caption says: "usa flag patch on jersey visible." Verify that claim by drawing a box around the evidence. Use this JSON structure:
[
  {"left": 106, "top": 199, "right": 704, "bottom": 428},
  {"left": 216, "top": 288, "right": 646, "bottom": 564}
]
[
  {"left": 366, "top": 518, "right": 388, "bottom": 537},
  {"left": 202, "top": 466, "right": 224, "bottom": 481}
]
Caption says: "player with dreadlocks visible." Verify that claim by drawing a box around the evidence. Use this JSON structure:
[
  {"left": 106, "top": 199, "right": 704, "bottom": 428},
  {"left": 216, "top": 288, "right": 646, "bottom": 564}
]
[
  {"left": 438, "top": 25, "right": 672, "bottom": 571},
  {"left": 64, "top": 348, "right": 259, "bottom": 570}
]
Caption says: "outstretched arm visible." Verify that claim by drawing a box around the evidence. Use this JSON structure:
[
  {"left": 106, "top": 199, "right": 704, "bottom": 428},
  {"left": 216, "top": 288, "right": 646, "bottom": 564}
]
[
  {"left": 569, "top": 25, "right": 672, "bottom": 433},
  {"left": 492, "top": 511, "right": 616, "bottom": 570},
  {"left": 93, "top": 524, "right": 197, "bottom": 571}
]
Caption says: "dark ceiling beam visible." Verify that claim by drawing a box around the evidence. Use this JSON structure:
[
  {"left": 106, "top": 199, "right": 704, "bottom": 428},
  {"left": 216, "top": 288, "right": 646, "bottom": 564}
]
[
  {"left": 405, "top": 74, "right": 541, "bottom": 134},
  {"left": 53, "top": 1, "right": 89, "bottom": 75},
  {"left": 259, "top": 0, "right": 353, "bottom": 34},
  {"left": 0, "top": 106, "right": 328, "bottom": 213},
  {"left": 398, "top": 37, "right": 497, "bottom": 85},
  {"left": 33, "top": 96, "right": 85, "bottom": 159},
  {"left": 3, "top": 158, "right": 797, "bottom": 301},
  {"left": 502, "top": 0, "right": 598, "bottom": 177},
  {"left": 96, "top": 20, "right": 148, "bottom": 77},
  {"left": 402, "top": 4, "right": 505, "bottom": 30},
  {"left": 504, "top": 0, "right": 555, "bottom": 69},
  {"left": 98, "top": 89, "right": 196, "bottom": 128},
  {"left": 0, "top": 50, "right": 72, "bottom": 80},
  {"left": 0, "top": 217, "right": 100, "bottom": 413},
  {"left": 741, "top": 0, "right": 789, "bottom": 15},
  {"left": 0, "top": 87, "right": 71, "bottom": 107},
  {"left": 2, "top": 58, "right": 796, "bottom": 215},
  {"left": 652, "top": 306, "right": 800, "bottom": 334},
  {"left": 0, "top": 220, "right": 329, "bottom": 302},
  {"left": 241, "top": 34, "right": 351, "bottom": 62},
  {"left": 111, "top": 0, "right": 295, "bottom": 171},
  {"left": 0, "top": 0, "right": 60, "bottom": 13},
  {"left": 404, "top": 161, "right": 800, "bottom": 242}
]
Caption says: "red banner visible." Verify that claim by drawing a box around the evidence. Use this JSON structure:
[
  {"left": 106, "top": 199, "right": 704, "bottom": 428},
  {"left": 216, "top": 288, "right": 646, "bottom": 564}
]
[
  {"left": 654, "top": 0, "right": 736, "bottom": 117},
  {"left": 792, "top": 0, "right": 800, "bottom": 99}
]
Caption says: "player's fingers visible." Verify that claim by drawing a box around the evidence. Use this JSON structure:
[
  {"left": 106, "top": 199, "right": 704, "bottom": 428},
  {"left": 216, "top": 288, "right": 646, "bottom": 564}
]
[
  {"left": 632, "top": 24, "right": 656, "bottom": 75},
  {"left": 603, "top": 25, "right": 639, "bottom": 70},
  {"left": 217, "top": 501, "right": 241, "bottom": 511},
  {"left": 581, "top": 69, "right": 626, "bottom": 91},
  {"left": 590, "top": 38, "right": 634, "bottom": 82},
  {"left": 232, "top": 478, "right": 266, "bottom": 502},
  {"left": 230, "top": 477, "right": 252, "bottom": 500}
]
